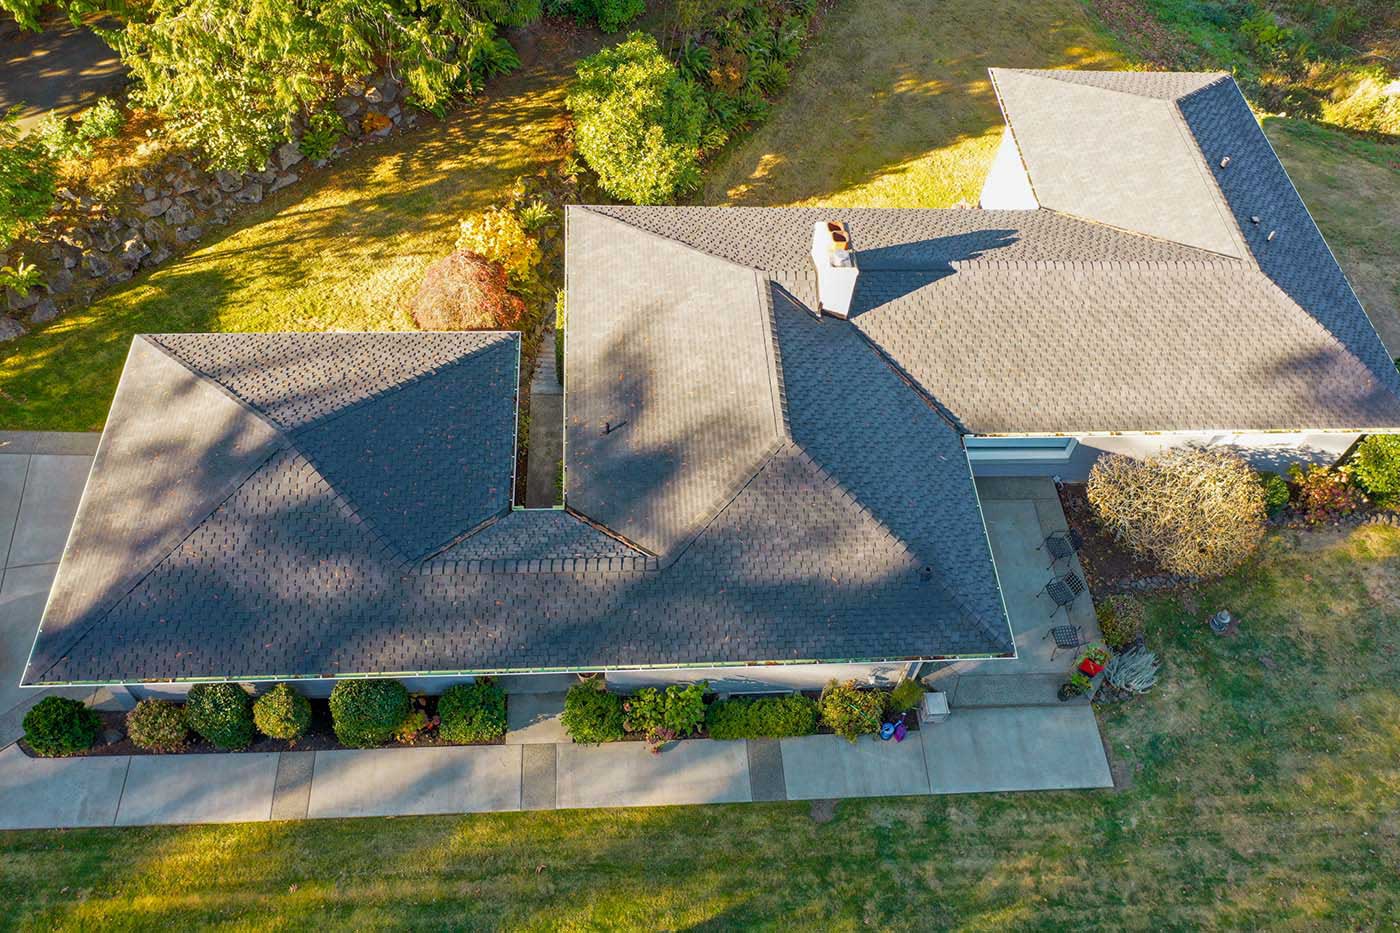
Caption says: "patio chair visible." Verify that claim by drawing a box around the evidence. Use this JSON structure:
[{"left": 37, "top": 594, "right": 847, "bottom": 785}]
[
  {"left": 1037, "top": 570, "right": 1085, "bottom": 619},
  {"left": 1045, "top": 624, "right": 1087, "bottom": 661},
  {"left": 1038, "top": 528, "right": 1084, "bottom": 570}
]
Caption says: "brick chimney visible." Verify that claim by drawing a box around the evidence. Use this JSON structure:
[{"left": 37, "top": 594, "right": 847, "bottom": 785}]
[{"left": 810, "top": 221, "right": 859, "bottom": 319}]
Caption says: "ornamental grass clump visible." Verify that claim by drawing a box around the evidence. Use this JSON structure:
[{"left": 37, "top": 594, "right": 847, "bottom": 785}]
[
  {"left": 185, "top": 682, "right": 256, "bottom": 750},
  {"left": 253, "top": 684, "right": 312, "bottom": 741},
  {"left": 410, "top": 251, "right": 526, "bottom": 331},
  {"left": 437, "top": 681, "right": 507, "bottom": 744},
  {"left": 329, "top": 679, "right": 411, "bottom": 748},
  {"left": 22, "top": 695, "right": 101, "bottom": 757},
  {"left": 125, "top": 699, "right": 189, "bottom": 752},
  {"left": 560, "top": 677, "right": 625, "bottom": 744},
  {"left": 1087, "top": 449, "right": 1266, "bottom": 578},
  {"left": 885, "top": 678, "right": 926, "bottom": 713},
  {"left": 819, "top": 679, "right": 884, "bottom": 743}
]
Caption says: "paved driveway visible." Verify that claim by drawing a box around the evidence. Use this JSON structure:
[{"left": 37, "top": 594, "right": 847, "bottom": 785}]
[
  {"left": 0, "top": 432, "right": 98, "bottom": 741},
  {"left": 0, "top": 14, "right": 125, "bottom": 127}
]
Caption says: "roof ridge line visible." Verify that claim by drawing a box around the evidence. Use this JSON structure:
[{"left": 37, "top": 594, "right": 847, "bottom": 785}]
[
  {"left": 994, "top": 67, "right": 1230, "bottom": 102},
  {"left": 27, "top": 440, "right": 289, "bottom": 682},
  {"left": 140, "top": 334, "right": 290, "bottom": 442},
  {"left": 574, "top": 206, "right": 766, "bottom": 273}
]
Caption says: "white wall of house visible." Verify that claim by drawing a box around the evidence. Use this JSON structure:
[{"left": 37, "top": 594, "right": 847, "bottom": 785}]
[
  {"left": 978, "top": 126, "right": 1038, "bottom": 210},
  {"left": 605, "top": 661, "right": 919, "bottom": 694},
  {"left": 968, "top": 431, "right": 1359, "bottom": 480}
]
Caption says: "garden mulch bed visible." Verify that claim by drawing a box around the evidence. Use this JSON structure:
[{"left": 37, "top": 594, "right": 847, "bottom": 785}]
[
  {"left": 1057, "top": 483, "right": 1167, "bottom": 594},
  {"left": 18, "top": 695, "right": 505, "bottom": 759}
]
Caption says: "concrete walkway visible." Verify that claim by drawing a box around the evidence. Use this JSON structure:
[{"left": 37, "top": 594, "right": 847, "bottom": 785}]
[{"left": 0, "top": 703, "right": 1112, "bottom": 829}]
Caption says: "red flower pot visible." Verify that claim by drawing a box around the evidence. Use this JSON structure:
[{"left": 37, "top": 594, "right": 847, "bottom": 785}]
[{"left": 1078, "top": 657, "right": 1104, "bottom": 677}]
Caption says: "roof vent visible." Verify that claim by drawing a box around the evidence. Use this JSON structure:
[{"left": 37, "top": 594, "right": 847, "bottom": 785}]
[
  {"left": 810, "top": 221, "right": 859, "bottom": 319},
  {"left": 1267, "top": 230, "right": 1277, "bottom": 242},
  {"left": 1219, "top": 156, "right": 1231, "bottom": 168},
  {"left": 1250, "top": 216, "right": 1261, "bottom": 224}
]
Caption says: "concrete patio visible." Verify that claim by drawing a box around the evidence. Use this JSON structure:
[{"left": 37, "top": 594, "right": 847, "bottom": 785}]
[{"left": 924, "top": 476, "right": 1102, "bottom": 706}]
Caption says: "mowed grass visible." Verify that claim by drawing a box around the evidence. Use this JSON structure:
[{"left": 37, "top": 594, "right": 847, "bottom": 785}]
[
  {"left": 3, "top": 524, "right": 1399, "bottom": 929},
  {"left": 0, "top": 27, "right": 598, "bottom": 432},
  {"left": 1265, "top": 117, "right": 1400, "bottom": 356},
  {"left": 699, "top": 0, "right": 1130, "bottom": 207}
]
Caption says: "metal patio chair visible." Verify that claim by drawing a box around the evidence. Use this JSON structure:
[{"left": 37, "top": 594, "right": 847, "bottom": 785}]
[
  {"left": 1038, "top": 528, "right": 1084, "bottom": 570},
  {"left": 1037, "top": 570, "right": 1085, "bottom": 619},
  {"left": 1045, "top": 624, "right": 1087, "bottom": 661}
]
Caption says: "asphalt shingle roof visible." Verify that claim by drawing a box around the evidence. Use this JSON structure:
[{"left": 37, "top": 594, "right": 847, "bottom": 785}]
[{"left": 29, "top": 70, "right": 1398, "bottom": 685}]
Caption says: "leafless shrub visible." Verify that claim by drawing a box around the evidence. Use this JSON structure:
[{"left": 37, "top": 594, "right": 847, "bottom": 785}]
[{"left": 1087, "top": 449, "right": 1266, "bottom": 578}]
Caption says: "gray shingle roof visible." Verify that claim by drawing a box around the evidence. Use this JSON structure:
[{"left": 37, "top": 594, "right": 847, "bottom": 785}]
[{"left": 990, "top": 68, "right": 1244, "bottom": 256}]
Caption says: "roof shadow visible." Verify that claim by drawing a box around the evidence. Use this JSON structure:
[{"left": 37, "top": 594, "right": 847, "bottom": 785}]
[{"left": 847, "top": 228, "right": 1021, "bottom": 317}]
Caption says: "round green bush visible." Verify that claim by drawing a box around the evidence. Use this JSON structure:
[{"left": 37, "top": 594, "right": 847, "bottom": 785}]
[
  {"left": 253, "top": 684, "right": 312, "bottom": 741},
  {"left": 185, "top": 682, "right": 256, "bottom": 750},
  {"left": 560, "top": 677, "right": 625, "bottom": 744},
  {"left": 329, "top": 679, "right": 411, "bottom": 748},
  {"left": 22, "top": 695, "right": 100, "bottom": 757},
  {"left": 1095, "top": 595, "right": 1146, "bottom": 650},
  {"left": 886, "top": 678, "right": 926, "bottom": 713},
  {"left": 437, "top": 682, "right": 507, "bottom": 744},
  {"left": 1351, "top": 434, "right": 1400, "bottom": 507},
  {"left": 818, "top": 680, "right": 884, "bottom": 743},
  {"left": 566, "top": 32, "right": 707, "bottom": 204},
  {"left": 1257, "top": 470, "right": 1291, "bottom": 515},
  {"left": 704, "top": 694, "right": 819, "bottom": 740},
  {"left": 125, "top": 699, "right": 189, "bottom": 752}
]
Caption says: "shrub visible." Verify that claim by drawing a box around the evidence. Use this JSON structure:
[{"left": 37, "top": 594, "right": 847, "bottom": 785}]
[
  {"left": 517, "top": 198, "right": 554, "bottom": 232},
  {"left": 125, "top": 700, "right": 189, "bottom": 752},
  {"left": 0, "top": 109, "right": 57, "bottom": 248},
  {"left": 554, "top": 288, "right": 565, "bottom": 382},
  {"left": 1350, "top": 435, "right": 1400, "bottom": 508},
  {"left": 438, "top": 681, "right": 507, "bottom": 744},
  {"left": 560, "top": 677, "right": 625, "bottom": 744},
  {"left": 886, "top": 678, "right": 925, "bottom": 713},
  {"left": 567, "top": 33, "right": 707, "bottom": 204},
  {"left": 1086, "top": 449, "right": 1266, "bottom": 578},
  {"left": 410, "top": 251, "right": 526, "bottom": 331},
  {"left": 78, "top": 97, "right": 124, "bottom": 141},
  {"left": 1258, "top": 470, "right": 1291, "bottom": 516},
  {"left": 455, "top": 205, "right": 541, "bottom": 281},
  {"left": 33, "top": 112, "right": 90, "bottom": 159},
  {"left": 394, "top": 708, "right": 434, "bottom": 743},
  {"left": 1095, "top": 595, "right": 1146, "bottom": 650},
  {"left": 703, "top": 693, "right": 819, "bottom": 740},
  {"left": 253, "top": 684, "right": 312, "bottom": 740},
  {"left": 1288, "top": 463, "right": 1367, "bottom": 523},
  {"left": 623, "top": 681, "right": 708, "bottom": 747},
  {"left": 297, "top": 109, "right": 344, "bottom": 162},
  {"left": 819, "top": 679, "right": 884, "bottom": 743},
  {"left": 329, "top": 679, "right": 412, "bottom": 748},
  {"left": 22, "top": 695, "right": 100, "bottom": 757},
  {"left": 185, "top": 682, "right": 256, "bottom": 750},
  {"left": 1105, "top": 646, "right": 1161, "bottom": 694},
  {"left": 554, "top": 0, "right": 645, "bottom": 32}
]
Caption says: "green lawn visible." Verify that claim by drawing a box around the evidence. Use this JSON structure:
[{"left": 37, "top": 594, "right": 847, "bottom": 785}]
[
  {"left": 699, "top": 0, "right": 1129, "bottom": 207},
  {"left": 0, "top": 27, "right": 599, "bottom": 432},
  {"left": 3, "top": 523, "right": 1398, "bottom": 929}
]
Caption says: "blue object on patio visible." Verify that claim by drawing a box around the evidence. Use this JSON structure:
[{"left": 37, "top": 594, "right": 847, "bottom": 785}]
[
  {"left": 880, "top": 722, "right": 896, "bottom": 740},
  {"left": 1038, "top": 571, "right": 1085, "bottom": 619}
]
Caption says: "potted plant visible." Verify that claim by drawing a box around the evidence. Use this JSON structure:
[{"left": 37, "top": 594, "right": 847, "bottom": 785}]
[{"left": 1076, "top": 645, "right": 1110, "bottom": 677}]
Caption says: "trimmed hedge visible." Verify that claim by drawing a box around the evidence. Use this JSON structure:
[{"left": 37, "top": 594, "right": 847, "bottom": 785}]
[
  {"left": 22, "top": 695, "right": 101, "bottom": 757},
  {"left": 438, "top": 682, "right": 507, "bottom": 744},
  {"left": 329, "top": 679, "right": 411, "bottom": 748},
  {"left": 560, "top": 677, "right": 625, "bottom": 744},
  {"left": 185, "top": 683, "right": 256, "bottom": 750},
  {"left": 125, "top": 699, "right": 189, "bottom": 752},
  {"left": 253, "top": 684, "right": 312, "bottom": 740},
  {"left": 703, "top": 694, "right": 818, "bottom": 740}
]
